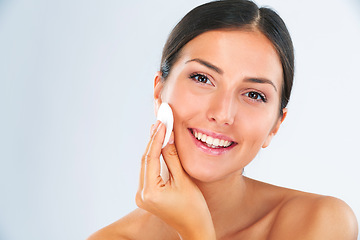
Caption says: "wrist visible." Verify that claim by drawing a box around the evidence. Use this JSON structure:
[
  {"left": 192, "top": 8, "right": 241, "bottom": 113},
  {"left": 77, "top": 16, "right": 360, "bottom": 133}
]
[
  {"left": 179, "top": 231, "right": 216, "bottom": 240},
  {"left": 177, "top": 219, "right": 216, "bottom": 240}
]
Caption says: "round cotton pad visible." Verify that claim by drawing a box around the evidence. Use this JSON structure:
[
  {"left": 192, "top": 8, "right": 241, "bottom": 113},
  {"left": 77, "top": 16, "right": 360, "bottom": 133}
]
[{"left": 156, "top": 103, "right": 174, "bottom": 148}]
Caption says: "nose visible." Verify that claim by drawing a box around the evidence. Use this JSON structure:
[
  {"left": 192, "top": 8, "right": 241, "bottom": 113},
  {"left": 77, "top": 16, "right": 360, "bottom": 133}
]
[{"left": 207, "top": 91, "right": 236, "bottom": 126}]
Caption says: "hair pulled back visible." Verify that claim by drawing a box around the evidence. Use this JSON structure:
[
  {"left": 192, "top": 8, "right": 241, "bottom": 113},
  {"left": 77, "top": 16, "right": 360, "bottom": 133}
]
[{"left": 160, "top": 0, "right": 294, "bottom": 115}]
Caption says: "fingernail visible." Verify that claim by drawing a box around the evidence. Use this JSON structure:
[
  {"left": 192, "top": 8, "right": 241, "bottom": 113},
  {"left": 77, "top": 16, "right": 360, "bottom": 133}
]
[
  {"left": 168, "top": 131, "right": 174, "bottom": 144},
  {"left": 150, "top": 124, "right": 155, "bottom": 136},
  {"left": 150, "top": 120, "right": 161, "bottom": 136}
]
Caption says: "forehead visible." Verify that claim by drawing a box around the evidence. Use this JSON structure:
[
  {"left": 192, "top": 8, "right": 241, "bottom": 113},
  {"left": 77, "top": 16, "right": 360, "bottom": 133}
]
[{"left": 177, "top": 30, "right": 283, "bottom": 87}]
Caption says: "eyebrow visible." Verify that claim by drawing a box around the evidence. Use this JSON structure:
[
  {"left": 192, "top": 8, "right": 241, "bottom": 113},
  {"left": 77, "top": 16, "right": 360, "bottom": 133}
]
[
  {"left": 185, "top": 58, "right": 224, "bottom": 74},
  {"left": 186, "top": 58, "right": 277, "bottom": 92},
  {"left": 245, "top": 78, "right": 278, "bottom": 92}
]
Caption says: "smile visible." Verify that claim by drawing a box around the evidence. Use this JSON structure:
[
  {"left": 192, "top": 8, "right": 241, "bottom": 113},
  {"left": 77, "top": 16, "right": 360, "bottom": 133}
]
[
  {"left": 189, "top": 128, "right": 237, "bottom": 155},
  {"left": 191, "top": 129, "right": 233, "bottom": 148}
]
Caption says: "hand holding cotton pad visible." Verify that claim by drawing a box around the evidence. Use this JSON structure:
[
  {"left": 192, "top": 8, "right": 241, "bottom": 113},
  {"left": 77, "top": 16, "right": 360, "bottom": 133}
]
[{"left": 156, "top": 103, "right": 174, "bottom": 183}]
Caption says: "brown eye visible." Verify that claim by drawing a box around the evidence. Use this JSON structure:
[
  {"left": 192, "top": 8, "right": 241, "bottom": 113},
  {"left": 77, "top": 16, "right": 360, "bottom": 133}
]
[
  {"left": 248, "top": 92, "right": 259, "bottom": 99},
  {"left": 198, "top": 76, "right": 206, "bottom": 82},
  {"left": 246, "top": 91, "right": 267, "bottom": 102},
  {"left": 189, "top": 73, "right": 213, "bottom": 85}
]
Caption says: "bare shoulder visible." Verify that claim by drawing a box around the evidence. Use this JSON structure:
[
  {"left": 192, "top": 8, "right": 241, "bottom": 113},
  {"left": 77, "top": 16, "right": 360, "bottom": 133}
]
[
  {"left": 87, "top": 208, "right": 179, "bottom": 240},
  {"left": 269, "top": 190, "right": 358, "bottom": 240}
]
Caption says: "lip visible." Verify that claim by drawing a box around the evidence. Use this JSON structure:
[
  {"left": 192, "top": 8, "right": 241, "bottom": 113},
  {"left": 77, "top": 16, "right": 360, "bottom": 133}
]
[{"left": 188, "top": 128, "right": 237, "bottom": 156}]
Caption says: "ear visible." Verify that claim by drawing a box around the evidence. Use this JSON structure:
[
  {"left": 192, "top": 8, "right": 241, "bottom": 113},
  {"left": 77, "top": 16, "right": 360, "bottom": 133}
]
[
  {"left": 262, "top": 108, "right": 288, "bottom": 148},
  {"left": 154, "top": 71, "right": 164, "bottom": 116}
]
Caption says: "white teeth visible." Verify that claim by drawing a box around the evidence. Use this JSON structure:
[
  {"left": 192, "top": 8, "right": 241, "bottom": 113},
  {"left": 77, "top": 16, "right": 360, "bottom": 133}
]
[
  {"left": 206, "top": 136, "right": 214, "bottom": 145},
  {"left": 192, "top": 130, "right": 232, "bottom": 148}
]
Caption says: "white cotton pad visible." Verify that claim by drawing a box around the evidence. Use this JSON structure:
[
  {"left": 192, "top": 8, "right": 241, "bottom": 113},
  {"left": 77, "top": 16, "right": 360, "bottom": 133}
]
[
  {"left": 156, "top": 103, "right": 174, "bottom": 183},
  {"left": 156, "top": 103, "right": 174, "bottom": 148}
]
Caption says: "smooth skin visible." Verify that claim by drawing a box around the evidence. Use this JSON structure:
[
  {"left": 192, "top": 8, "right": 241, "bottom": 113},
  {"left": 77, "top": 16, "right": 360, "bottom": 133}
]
[{"left": 88, "top": 30, "right": 358, "bottom": 240}]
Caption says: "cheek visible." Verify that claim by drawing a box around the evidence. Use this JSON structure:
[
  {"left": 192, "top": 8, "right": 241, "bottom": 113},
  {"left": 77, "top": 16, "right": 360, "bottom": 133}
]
[
  {"left": 165, "top": 81, "right": 205, "bottom": 124},
  {"left": 237, "top": 108, "right": 278, "bottom": 145}
]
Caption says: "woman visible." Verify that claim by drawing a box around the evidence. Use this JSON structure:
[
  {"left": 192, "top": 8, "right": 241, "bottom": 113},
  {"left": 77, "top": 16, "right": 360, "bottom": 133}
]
[{"left": 89, "top": 0, "right": 358, "bottom": 239}]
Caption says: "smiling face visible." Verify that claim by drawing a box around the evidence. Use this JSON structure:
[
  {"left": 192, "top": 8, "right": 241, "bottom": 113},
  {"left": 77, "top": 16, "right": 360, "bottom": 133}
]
[{"left": 154, "top": 30, "right": 286, "bottom": 183}]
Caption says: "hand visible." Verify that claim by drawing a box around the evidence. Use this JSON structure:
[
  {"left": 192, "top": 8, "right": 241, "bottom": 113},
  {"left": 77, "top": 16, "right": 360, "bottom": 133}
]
[{"left": 135, "top": 121, "right": 216, "bottom": 240}]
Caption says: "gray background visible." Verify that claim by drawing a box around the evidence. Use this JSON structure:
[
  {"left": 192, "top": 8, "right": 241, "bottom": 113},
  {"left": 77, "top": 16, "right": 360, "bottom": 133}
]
[{"left": 0, "top": 0, "right": 359, "bottom": 239}]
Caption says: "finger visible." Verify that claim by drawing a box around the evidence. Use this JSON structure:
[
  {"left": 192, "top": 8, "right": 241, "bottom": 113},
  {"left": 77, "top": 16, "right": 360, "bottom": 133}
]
[
  {"left": 161, "top": 131, "right": 185, "bottom": 180},
  {"left": 138, "top": 121, "right": 161, "bottom": 192},
  {"left": 144, "top": 122, "right": 166, "bottom": 188}
]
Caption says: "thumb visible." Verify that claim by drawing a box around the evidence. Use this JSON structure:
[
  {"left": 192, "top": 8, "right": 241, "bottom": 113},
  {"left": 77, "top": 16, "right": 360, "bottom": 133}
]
[{"left": 161, "top": 132, "right": 184, "bottom": 178}]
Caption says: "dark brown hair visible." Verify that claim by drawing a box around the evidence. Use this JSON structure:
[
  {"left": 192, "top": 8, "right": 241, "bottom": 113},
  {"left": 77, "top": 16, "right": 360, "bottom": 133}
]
[{"left": 160, "top": 0, "right": 294, "bottom": 115}]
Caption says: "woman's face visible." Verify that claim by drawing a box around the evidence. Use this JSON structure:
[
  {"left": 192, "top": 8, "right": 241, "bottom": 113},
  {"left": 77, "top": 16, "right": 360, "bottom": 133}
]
[{"left": 155, "top": 30, "right": 285, "bottom": 183}]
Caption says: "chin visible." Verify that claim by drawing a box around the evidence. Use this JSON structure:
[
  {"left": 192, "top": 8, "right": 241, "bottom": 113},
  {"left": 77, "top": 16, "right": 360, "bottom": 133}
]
[
  {"left": 179, "top": 155, "right": 234, "bottom": 183},
  {"left": 185, "top": 168, "right": 220, "bottom": 183}
]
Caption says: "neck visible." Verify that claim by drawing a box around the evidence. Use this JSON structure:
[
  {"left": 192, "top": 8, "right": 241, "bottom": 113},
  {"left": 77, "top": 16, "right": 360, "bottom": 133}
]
[{"left": 192, "top": 173, "right": 255, "bottom": 237}]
